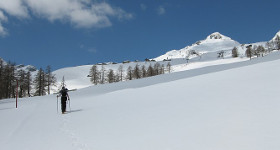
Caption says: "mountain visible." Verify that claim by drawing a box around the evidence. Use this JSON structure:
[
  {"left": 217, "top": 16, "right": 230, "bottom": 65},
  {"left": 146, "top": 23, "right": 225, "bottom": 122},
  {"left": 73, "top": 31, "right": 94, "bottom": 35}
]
[
  {"left": 0, "top": 57, "right": 6, "bottom": 65},
  {"left": 0, "top": 57, "right": 38, "bottom": 83},
  {"left": 1, "top": 51, "right": 280, "bottom": 150},
  {"left": 154, "top": 32, "right": 240, "bottom": 61},
  {"left": 206, "top": 32, "right": 232, "bottom": 40},
  {"left": 3, "top": 31, "right": 279, "bottom": 94},
  {"left": 15, "top": 64, "right": 37, "bottom": 73},
  {"left": 51, "top": 31, "right": 280, "bottom": 92},
  {"left": 270, "top": 30, "right": 280, "bottom": 42},
  {"left": 0, "top": 57, "right": 37, "bottom": 73}
]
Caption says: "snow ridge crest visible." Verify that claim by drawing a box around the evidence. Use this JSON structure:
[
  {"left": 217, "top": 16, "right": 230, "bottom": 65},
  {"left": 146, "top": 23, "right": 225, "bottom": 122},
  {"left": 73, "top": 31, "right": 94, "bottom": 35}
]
[
  {"left": 271, "top": 30, "right": 280, "bottom": 41},
  {"left": 206, "top": 32, "right": 231, "bottom": 40}
]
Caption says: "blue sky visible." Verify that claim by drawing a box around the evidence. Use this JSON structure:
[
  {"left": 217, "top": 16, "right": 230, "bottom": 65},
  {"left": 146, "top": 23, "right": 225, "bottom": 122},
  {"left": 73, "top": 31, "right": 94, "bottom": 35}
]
[{"left": 0, "top": 0, "right": 279, "bottom": 70}]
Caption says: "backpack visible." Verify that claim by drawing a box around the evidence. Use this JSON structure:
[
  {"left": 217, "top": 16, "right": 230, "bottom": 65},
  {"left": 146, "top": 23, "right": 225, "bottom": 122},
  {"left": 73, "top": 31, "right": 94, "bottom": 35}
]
[{"left": 61, "top": 89, "right": 68, "bottom": 97}]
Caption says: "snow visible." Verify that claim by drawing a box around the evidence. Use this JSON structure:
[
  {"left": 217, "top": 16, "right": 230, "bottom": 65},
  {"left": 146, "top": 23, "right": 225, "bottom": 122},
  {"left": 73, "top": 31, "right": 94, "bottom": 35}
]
[
  {"left": 206, "top": 32, "right": 232, "bottom": 40},
  {"left": 50, "top": 32, "right": 243, "bottom": 92},
  {"left": 53, "top": 65, "right": 93, "bottom": 90},
  {"left": 271, "top": 30, "right": 280, "bottom": 41},
  {"left": 52, "top": 61, "right": 169, "bottom": 92},
  {"left": 1, "top": 51, "right": 280, "bottom": 150},
  {"left": 154, "top": 32, "right": 240, "bottom": 61}
]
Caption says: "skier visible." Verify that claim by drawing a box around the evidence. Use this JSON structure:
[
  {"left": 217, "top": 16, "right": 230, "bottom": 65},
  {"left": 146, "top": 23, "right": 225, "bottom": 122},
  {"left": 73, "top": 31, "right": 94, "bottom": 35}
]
[{"left": 57, "top": 86, "right": 70, "bottom": 114}]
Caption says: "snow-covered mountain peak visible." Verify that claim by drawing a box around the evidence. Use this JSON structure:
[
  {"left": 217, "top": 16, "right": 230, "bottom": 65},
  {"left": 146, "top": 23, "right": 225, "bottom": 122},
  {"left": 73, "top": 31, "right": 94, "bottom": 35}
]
[
  {"left": 271, "top": 30, "right": 280, "bottom": 41},
  {"left": 154, "top": 32, "right": 240, "bottom": 61},
  {"left": 0, "top": 57, "right": 6, "bottom": 64},
  {"left": 0, "top": 57, "right": 37, "bottom": 75},
  {"left": 206, "top": 32, "right": 231, "bottom": 40}
]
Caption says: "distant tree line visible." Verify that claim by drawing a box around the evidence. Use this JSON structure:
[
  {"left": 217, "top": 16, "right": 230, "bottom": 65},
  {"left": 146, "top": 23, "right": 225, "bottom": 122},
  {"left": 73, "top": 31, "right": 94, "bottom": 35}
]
[
  {"left": 0, "top": 60, "right": 56, "bottom": 100},
  {"left": 89, "top": 62, "right": 172, "bottom": 85},
  {"left": 230, "top": 35, "right": 280, "bottom": 60}
]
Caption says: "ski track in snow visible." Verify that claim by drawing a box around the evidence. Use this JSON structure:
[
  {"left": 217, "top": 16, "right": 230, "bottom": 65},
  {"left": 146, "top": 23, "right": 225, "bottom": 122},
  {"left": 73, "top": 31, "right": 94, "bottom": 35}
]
[
  {"left": 2, "top": 103, "right": 37, "bottom": 146},
  {"left": 60, "top": 112, "right": 90, "bottom": 150}
]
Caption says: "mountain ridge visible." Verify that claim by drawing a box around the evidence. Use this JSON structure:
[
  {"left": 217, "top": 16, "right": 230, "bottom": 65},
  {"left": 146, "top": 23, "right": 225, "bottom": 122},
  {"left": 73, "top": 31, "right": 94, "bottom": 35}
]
[
  {"left": 154, "top": 32, "right": 240, "bottom": 61},
  {"left": 271, "top": 30, "right": 280, "bottom": 42},
  {"left": 154, "top": 31, "right": 280, "bottom": 61}
]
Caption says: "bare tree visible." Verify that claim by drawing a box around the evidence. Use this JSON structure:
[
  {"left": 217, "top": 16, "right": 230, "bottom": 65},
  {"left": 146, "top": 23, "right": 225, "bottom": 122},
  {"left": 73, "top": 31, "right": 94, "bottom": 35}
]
[
  {"left": 117, "top": 65, "right": 124, "bottom": 82},
  {"left": 45, "top": 65, "right": 57, "bottom": 94},
  {"left": 141, "top": 65, "right": 147, "bottom": 78},
  {"left": 126, "top": 66, "right": 133, "bottom": 80},
  {"left": 107, "top": 69, "right": 115, "bottom": 83},
  {"left": 133, "top": 64, "right": 141, "bottom": 79},
  {"left": 26, "top": 71, "right": 32, "bottom": 97},
  {"left": 100, "top": 65, "right": 106, "bottom": 84},
  {"left": 34, "top": 68, "right": 47, "bottom": 96},
  {"left": 2, "top": 62, "right": 16, "bottom": 98},
  {"left": 18, "top": 69, "right": 26, "bottom": 98},
  {"left": 147, "top": 64, "right": 154, "bottom": 77},
  {"left": 153, "top": 63, "right": 161, "bottom": 75},
  {"left": 246, "top": 45, "right": 253, "bottom": 60},
  {"left": 232, "top": 47, "right": 238, "bottom": 58},
  {"left": 166, "top": 62, "right": 171, "bottom": 73},
  {"left": 89, "top": 65, "right": 100, "bottom": 85},
  {"left": 0, "top": 60, "right": 33, "bottom": 99},
  {"left": 256, "top": 45, "right": 265, "bottom": 57},
  {"left": 159, "top": 64, "right": 165, "bottom": 74}
]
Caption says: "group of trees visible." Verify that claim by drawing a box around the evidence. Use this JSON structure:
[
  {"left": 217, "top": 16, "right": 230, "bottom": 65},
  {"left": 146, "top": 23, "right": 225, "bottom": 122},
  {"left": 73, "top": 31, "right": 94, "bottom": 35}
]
[
  {"left": 0, "top": 60, "right": 17, "bottom": 99},
  {"left": 231, "top": 36, "right": 280, "bottom": 60},
  {"left": 33, "top": 66, "right": 56, "bottom": 96},
  {"left": 89, "top": 62, "right": 172, "bottom": 85},
  {"left": 0, "top": 59, "right": 56, "bottom": 100},
  {"left": 245, "top": 45, "right": 272, "bottom": 60}
]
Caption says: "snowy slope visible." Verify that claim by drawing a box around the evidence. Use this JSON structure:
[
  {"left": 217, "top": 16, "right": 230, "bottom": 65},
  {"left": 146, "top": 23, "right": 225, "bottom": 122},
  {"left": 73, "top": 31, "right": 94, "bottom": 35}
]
[
  {"left": 154, "top": 32, "right": 240, "bottom": 61},
  {"left": 154, "top": 31, "right": 280, "bottom": 62},
  {"left": 3, "top": 31, "right": 279, "bottom": 93},
  {"left": 52, "top": 61, "right": 172, "bottom": 92},
  {"left": 1, "top": 52, "right": 280, "bottom": 150},
  {"left": 51, "top": 31, "right": 244, "bottom": 92},
  {"left": 271, "top": 30, "right": 280, "bottom": 41}
]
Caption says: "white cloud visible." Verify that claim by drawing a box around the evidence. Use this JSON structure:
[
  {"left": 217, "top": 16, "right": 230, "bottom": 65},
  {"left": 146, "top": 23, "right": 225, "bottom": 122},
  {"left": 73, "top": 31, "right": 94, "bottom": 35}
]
[
  {"left": 0, "top": 10, "right": 7, "bottom": 21},
  {"left": 0, "top": 22, "right": 8, "bottom": 37},
  {"left": 0, "top": 0, "right": 133, "bottom": 34},
  {"left": 0, "top": 0, "right": 29, "bottom": 18},
  {"left": 25, "top": 0, "right": 132, "bottom": 28},
  {"left": 157, "top": 6, "right": 165, "bottom": 15},
  {"left": 0, "top": 11, "right": 8, "bottom": 36}
]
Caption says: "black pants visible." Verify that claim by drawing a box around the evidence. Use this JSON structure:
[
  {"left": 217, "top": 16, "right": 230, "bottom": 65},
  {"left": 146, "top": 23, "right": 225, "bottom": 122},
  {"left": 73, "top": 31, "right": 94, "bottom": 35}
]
[{"left": 61, "top": 97, "right": 67, "bottom": 113}]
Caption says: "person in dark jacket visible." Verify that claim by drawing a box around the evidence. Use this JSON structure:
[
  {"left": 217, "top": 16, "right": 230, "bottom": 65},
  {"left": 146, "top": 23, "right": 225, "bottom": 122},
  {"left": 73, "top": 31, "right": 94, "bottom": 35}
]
[{"left": 57, "top": 87, "right": 70, "bottom": 114}]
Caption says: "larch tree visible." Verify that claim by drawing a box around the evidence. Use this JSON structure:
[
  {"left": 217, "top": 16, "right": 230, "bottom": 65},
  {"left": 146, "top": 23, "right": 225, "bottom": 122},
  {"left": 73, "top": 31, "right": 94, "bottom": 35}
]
[
  {"left": 232, "top": 47, "right": 238, "bottom": 58},
  {"left": 34, "top": 68, "right": 47, "bottom": 96},
  {"left": 45, "top": 65, "right": 57, "bottom": 94},
  {"left": 126, "top": 66, "right": 133, "bottom": 80},
  {"left": 89, "top": 65, "right": 100, "bottom": 85}
]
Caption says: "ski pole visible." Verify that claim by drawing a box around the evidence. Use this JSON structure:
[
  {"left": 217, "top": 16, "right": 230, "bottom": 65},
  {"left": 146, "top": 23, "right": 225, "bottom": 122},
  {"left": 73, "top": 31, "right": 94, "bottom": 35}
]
[
  {"left": 56, "top": 96, "right": 58, "bottom": 113},
  {"left": 69, "top": 99, "right": 71, "bottom": 113}
]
